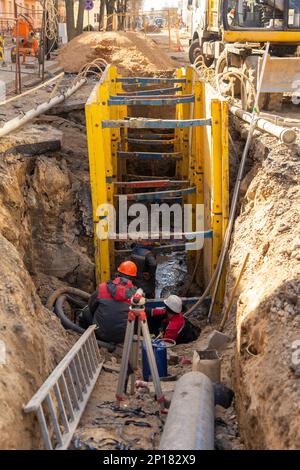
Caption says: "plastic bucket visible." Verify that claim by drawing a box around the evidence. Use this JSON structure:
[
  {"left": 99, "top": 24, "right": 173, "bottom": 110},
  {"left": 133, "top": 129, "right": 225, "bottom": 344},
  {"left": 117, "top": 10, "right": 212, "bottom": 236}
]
[{"left": 142, "top": 339, "right": 168, "bottom": 382}]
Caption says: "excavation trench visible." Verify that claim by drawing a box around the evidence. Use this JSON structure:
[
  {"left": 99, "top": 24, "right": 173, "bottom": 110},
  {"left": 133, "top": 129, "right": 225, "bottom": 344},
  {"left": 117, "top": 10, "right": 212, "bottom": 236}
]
[{"left": 0, "top": 75, "right": 299, "bottom": 450}]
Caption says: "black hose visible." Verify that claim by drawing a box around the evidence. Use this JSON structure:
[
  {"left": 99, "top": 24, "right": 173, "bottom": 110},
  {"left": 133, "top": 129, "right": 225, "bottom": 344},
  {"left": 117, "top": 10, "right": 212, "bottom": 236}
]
[{"left": 54, "top": 295, "right": 116, "bottom": 353}]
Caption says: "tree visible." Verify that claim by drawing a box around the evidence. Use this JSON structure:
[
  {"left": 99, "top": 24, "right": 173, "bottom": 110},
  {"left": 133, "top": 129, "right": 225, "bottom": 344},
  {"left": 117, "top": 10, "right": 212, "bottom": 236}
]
[
  {"left": 64, "top": 0, "right": 85, "bottom": 40},
  {"left": 76, "top": 0, "right": 85, "bottom": 35},
  {"left": 99, "top": 0, "right": 106, "bottom": 31},
  {"left": 65, "top": 0, "right": 75, "bottom": 40},
  {"left": 105, "top": 0, "right": 115, "bottom": 31}
]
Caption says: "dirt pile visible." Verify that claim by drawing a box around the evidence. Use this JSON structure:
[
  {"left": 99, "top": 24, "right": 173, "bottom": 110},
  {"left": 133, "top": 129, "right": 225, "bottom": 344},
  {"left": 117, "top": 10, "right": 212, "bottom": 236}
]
[
  {"left": 224, "top": 130, "right": 300, "bottom": 449},
  {"left": 0, "top": 233, "right": 72, "bottom": 449},
  {"left": 58, "top": 31, "right": 175, "bottom": 75},
  {"left": 0, "top": 92, "right": 96, "bottom": 449}
]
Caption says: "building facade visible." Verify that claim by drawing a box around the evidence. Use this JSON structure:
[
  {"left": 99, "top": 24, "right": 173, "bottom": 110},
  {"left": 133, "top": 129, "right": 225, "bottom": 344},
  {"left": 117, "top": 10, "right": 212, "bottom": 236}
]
[{"left": 0, "top": 1, "right": 43, "bottom": 28}]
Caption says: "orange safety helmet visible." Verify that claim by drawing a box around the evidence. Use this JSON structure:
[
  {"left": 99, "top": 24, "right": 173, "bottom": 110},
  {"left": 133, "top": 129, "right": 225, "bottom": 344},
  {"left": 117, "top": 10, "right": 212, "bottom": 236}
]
[{"left": 118, "top": 261, "right": 138, "bottom": 278}]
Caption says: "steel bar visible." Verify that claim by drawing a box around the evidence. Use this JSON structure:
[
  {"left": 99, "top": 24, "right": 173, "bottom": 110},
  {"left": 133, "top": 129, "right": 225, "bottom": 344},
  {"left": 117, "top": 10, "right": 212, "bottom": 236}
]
[
  {"left": 117, "top": 151, "right": 182, "bottom": 160},
  {"left": 102, "top": 118, "right": 212, "bottom": 129},
  {"left": 116, "top": 77, "right": 187, "bottom": 84},
  {"left": 126, "top": 138, "right": 175, "bottom": 145},
  {"left": 119, "top": 86, "right": 183, "bottom": 96},
  {"left": 115, "top": 187, "right": 196, "bottom": 201},
  {"left": 127, "top": 133, "right": 175, "bottom": 140},
  {"left": 108, "top": 95, "right": 195, "bottom": 106},
  {"left": 113, "top": 230, "right": 213, "bottom": 241},
  {"left": 115, "top": 180, "right": 189, "bottom": 189}
]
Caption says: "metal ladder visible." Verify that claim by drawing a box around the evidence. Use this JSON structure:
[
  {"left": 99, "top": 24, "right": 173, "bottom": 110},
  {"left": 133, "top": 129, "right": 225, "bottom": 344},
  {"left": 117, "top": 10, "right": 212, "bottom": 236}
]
[{"left": 24, "top": 326, "right": 103, "bottom": 450}]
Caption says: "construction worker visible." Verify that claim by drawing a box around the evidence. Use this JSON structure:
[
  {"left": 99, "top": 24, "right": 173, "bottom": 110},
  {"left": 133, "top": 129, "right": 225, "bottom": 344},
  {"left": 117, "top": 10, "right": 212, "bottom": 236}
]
[
  {"left": 148, "top": 295, "right": 200, "bottom": 344},
  {"left": 82, "top": 261, "right": 138, "bottom": 344},
  {"left": 131, "top": 243, "right": 157, "bottom": 298}
]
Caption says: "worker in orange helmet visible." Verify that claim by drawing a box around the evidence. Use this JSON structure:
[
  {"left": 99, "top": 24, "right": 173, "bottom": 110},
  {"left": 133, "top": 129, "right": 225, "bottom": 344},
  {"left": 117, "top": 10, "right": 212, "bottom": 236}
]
[{"left": 81, "top": 261, "right": 138, "bottom": 344}]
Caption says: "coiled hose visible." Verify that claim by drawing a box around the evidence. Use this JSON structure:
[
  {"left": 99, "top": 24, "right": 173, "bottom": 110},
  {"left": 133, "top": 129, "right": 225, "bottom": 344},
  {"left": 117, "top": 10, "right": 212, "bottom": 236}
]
[{"left": 46, "top": 287, "right": 116, "bottom": 352}]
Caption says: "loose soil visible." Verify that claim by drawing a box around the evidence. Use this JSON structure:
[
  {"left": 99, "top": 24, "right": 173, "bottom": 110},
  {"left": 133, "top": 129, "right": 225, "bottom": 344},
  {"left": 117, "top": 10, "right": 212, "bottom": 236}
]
[{"left": 58, "top": 31, "right": 176, "bottom": 76}]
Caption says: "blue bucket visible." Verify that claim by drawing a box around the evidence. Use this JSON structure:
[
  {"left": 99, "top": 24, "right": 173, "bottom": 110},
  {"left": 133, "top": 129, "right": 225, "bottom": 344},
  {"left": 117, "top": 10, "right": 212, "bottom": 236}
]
[{"left": 142, "top": 339, "right": 168, "bottom": 382}]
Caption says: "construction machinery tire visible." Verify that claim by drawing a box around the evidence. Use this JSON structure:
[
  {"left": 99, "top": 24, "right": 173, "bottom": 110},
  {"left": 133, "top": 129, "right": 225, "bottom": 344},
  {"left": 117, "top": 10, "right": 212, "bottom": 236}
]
[
  {"left": 216, "top": 51, "right": 241, "bottom": 97},
  {"left": 242, "top": 59, "right": 268, "bottom": 112},
  {"left": 189, "top": 40, "right": 213, "bottom": 67}
]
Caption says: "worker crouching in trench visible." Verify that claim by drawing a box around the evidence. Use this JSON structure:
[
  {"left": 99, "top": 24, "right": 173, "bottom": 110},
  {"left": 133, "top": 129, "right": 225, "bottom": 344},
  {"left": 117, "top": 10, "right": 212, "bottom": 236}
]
[{"left": 79, "top": 260, "right": 200, "bottom": 346}]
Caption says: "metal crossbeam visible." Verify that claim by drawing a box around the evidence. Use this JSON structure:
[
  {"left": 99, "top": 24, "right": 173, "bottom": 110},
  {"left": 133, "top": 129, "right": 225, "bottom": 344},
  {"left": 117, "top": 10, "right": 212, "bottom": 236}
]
[
  {"left": 108, "top": 95, "right": 195, "bottom": 106},
  {"left": 111, "top": 230, "right": 213, "bottom": 241},
  {"left": 24, "top": 326, "right": 103, "bottom": 450},
  {"left": 102, "top": 118, "right": 212, "bottom": 129},
  {"left": 126, "top": 138, "right": 175, "bottom": 145},
  {"left": 117, "top": 151, "right": 182, "bottom": 160},
  {"left": 120, "top": 86, "right": 183, "bottom": 96},
  {"left": 127, "top": 133, "right": 175, "bottom": 140},
  {"left": 115, "top": 179, "right": 189, "bottom": 189},
  {"left": 116, "top": 77, "right": 187, "bottom": 85},
  {"left": 115, "top": 187, "right": 196, "bottom": 202}
]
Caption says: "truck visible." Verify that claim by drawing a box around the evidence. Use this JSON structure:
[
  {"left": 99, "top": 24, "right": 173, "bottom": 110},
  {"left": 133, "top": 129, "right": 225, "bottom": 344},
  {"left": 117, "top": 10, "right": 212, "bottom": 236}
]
[{"left": 188, "top": 0, "right": 300, "bottom": 109}]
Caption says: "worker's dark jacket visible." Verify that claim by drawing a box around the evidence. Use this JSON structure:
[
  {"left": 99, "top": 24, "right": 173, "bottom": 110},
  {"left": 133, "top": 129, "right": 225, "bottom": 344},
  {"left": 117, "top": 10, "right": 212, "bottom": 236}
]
[
  {"left": 88, "top": 277, "right": 136, "bottom": 344},
  {"left": 131, "top": 247, "right": 157, "bottom": 298}
]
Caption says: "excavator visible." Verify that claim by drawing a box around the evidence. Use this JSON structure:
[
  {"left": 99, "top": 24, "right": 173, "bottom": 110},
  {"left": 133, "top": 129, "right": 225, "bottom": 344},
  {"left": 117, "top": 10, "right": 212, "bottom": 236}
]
[{"left": 188, "top": 0, "right": 300, "bottom": 109}]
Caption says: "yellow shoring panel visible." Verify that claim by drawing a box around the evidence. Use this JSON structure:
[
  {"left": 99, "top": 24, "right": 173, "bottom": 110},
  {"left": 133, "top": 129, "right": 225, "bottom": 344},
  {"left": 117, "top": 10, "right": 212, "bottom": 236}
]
[
  {"left": 85, "top": 92, "right": 111, "bottom": 283},
  {"left": 85, "top": 67, "right": 230, "bottom": 309}
]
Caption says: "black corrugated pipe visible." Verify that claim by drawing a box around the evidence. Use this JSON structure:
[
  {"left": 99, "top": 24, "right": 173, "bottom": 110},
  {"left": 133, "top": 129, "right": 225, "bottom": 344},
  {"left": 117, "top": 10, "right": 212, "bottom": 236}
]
[{"left": 47, "top": 288, "right": 116, "bottom": 353}]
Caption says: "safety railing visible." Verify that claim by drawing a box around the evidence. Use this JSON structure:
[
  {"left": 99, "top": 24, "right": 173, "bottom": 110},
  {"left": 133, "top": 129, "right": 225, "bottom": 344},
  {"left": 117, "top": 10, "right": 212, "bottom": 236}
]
[{"left": 24, "top": 326, "right": 103, "bottom": 450}]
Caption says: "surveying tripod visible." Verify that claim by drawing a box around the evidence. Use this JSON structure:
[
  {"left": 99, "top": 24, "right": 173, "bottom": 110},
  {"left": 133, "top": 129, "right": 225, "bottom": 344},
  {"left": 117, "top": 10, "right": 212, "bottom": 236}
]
[{"left": 116, "top": 289, "right": 166, "bottom": 410}]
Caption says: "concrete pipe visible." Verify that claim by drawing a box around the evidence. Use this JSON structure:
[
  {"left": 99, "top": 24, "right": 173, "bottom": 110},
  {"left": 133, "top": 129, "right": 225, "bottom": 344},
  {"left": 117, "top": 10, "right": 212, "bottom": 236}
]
[
  {"left": 0, "top": 78, "right": 86, "bottom": 138},
  {"left": 159, "top": 372, "right": 214, "bottom": 451},
  {"left": 230, "top": 105, "right": 297, "bottom": 145}
]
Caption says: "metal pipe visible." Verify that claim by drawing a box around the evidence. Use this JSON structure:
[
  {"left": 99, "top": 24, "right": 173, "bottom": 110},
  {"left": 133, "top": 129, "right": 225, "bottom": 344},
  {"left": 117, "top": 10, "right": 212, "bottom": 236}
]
[
  {"left": 159, "top": 372, "right": 214, "bottom": 451},
  {"left": 0, "top": 72, "right": 65, "bottom": 106},
  {"left": 0, "top": 78, "right": 85, "bottom": 138},
  {"left": 207, "top": 43, "right": 271, "bottom": 322},
  {"left": 230, "top": 105, "right": 297, "bottom": 144}
]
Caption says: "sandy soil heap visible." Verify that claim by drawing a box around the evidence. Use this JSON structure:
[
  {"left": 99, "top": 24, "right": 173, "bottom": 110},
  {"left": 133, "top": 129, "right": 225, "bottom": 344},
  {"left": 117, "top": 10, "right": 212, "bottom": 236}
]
[
  {"left": 0, "top": 98, "right": 95, "bottom": 449},
  {"left": 225, "top": 131, "right": 300, "bottom": 449},
  {"left": 58, "top": 31, "right": 175, "bottom": 75}
]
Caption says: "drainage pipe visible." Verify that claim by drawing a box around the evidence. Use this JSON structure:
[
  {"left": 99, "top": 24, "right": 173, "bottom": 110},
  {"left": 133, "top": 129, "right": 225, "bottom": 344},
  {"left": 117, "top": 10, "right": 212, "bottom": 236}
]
[
  {"left": 54, "top": 295, "right": 115, "bottom": 353},
  {"left": 230, "top": 105, "right": 297, "bottom": 145},
  {"left": 159, "top": 372, "right": 214, "bottom": 450},
  {"left": 0, "top": 78, "right": 86, "bottom": 138}
]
